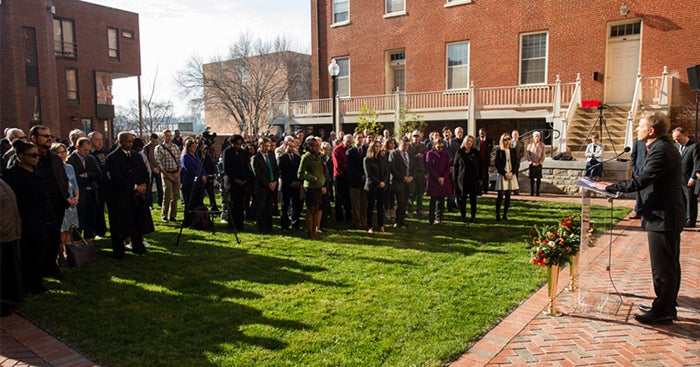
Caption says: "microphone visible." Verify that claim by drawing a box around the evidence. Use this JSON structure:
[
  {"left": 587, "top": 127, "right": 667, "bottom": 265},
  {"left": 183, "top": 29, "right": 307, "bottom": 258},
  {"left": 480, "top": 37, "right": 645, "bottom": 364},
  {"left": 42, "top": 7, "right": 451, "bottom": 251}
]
[{"left": 589, "top": 146, "right": 631, "bottom": 169}]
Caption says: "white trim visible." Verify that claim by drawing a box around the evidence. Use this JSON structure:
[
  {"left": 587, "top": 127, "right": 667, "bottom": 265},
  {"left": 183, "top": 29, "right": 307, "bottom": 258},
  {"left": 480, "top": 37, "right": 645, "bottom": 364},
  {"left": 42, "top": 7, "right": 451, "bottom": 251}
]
[
  {"left": 444, "top": 0, "right": 472, "bottom": 8},
  {"left": 383, "top": 11, "right": 406, "bottom": 19},
  {"left": 519, "top": 30, "right": 549, "bottom": 85},
  {"left": 331, "top": 20, "right": 350, "bottom": 28}
]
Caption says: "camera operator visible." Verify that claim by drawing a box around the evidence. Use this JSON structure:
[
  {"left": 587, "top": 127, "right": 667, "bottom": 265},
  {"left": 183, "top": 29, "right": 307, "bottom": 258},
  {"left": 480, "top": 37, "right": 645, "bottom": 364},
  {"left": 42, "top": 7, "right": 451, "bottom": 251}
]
[{"left": 198, "top": 139, "right": 219, "bottom": 212}]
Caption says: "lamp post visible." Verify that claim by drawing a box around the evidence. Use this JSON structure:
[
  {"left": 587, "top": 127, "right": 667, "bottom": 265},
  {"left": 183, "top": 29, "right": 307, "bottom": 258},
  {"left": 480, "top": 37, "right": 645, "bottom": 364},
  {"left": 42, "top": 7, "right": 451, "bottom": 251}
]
[{"left": 328, "top": 59, "right": 340, "bottom": 134}]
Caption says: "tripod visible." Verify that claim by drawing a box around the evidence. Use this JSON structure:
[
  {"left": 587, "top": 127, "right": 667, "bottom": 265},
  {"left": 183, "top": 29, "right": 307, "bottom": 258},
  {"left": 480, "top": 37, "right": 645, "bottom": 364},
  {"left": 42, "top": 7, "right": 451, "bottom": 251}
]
[
  {"left": 175, "top": 138, "right": 241, "bottom": 246},
  {"left": 579, "top": 105, "right": 619, "bottom": 157}
]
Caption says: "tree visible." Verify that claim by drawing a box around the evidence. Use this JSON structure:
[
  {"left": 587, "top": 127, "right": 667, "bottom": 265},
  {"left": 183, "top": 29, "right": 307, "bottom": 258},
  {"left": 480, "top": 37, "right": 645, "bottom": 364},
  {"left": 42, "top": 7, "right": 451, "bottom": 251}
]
[
  {"left": 355, "top": 105, "right": 383, "bottom": 136},
  {"left": 396, "top": 105, "right": 427, "bottom": 138},
  {"left": 113, "top": 67, "right": 174, "bottom": 137},
  {"left": 176, "top": 33, "right": 310, "bottom": 137}
]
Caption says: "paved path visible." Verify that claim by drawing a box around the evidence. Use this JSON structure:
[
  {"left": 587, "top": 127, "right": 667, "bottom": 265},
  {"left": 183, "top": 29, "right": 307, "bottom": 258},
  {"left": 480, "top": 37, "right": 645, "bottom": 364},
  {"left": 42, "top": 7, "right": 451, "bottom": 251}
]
[
  {"left": 2, "top": 194, "right": 697, "bottom": 366},
  {"left": 452, "top": 194, "right": 700, "bottom": 366}
]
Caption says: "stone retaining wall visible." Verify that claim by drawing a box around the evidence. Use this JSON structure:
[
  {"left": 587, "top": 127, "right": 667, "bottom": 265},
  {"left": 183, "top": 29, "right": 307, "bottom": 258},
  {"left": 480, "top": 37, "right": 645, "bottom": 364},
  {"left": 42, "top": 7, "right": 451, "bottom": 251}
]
[{"left": 515, "top": 159, "right": 631, "bottom": 195}]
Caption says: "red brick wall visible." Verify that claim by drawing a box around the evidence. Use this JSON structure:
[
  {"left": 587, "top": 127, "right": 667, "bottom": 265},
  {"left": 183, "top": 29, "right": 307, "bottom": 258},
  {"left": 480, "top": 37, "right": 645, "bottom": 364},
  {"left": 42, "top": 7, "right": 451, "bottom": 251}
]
[
  {"left": 312, "top": 0, "right": 700, "bottom": 107},
  {"left": 0, "top": 0, "right": 140, "bottom": 141}
]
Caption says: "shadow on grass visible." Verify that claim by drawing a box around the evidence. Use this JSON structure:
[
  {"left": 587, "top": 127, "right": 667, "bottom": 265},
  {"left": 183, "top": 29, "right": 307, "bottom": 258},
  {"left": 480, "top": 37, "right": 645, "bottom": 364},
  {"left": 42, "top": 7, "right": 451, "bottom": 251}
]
[{"left": 26, "top": 235, "right": 346, "bottom": 367}]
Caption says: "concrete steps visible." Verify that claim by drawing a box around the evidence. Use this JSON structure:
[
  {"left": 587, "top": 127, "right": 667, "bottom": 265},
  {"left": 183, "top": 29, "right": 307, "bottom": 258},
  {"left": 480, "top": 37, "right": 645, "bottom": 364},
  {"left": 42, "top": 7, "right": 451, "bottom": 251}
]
[{"left": 567, "top": 105, "right": 635, "bottom": 160}]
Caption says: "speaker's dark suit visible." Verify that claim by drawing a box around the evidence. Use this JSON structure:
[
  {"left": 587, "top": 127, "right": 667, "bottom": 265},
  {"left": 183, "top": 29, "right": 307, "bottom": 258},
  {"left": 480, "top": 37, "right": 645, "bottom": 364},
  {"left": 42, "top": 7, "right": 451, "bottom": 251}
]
[
  {"left": 106, "top": 148, "right": 151, "bottom": 258},
  {"left": 677, "top": 140, "right": 700, "bottom": 226},
  {"left": 607, "top": 136, "right": 684, "bottom": 317}
]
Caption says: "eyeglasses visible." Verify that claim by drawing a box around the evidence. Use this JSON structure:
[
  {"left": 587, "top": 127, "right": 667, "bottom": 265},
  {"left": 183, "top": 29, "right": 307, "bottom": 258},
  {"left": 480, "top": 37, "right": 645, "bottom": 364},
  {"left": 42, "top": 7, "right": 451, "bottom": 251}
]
[
  {"left": 37, "top": 134, "right": 54, "bottom": 139},
  {"left": 504, "top": 138, "right": 512, "bottom": 141}
]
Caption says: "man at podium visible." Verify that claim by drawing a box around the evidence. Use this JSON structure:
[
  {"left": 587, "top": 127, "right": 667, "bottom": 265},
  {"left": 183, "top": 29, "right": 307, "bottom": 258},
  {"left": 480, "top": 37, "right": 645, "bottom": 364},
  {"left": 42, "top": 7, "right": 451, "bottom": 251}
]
[{"left": 605, "top": 112, "right": 685, "bottom": 325}]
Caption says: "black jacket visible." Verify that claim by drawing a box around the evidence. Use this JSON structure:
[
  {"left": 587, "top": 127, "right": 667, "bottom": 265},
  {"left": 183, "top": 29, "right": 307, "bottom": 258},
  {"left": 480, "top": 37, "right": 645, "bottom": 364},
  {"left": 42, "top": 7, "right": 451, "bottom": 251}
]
[
  {"left": 678, "top": 140, "right": 700, "bottom": 195},
  {"left": 389, "top": 149, "right": 410, "bottom": 187},
  {"left": 453, "top": 147, "right": 481, "bottom": 195},
  {"left": 363, "top": 155, "right": 388, "bottom": 192},
  {"left": 346, "top": 145, "right": 365, "bottom": 189},
  {"left": 607, "top": 136, "right": 685, "bottom": 232},
  {"left": 66, "top": 151, "right": 102, "bottom": 205},
  {"left": 252, "top": 151, "right": 279, "bottom": 191},
  {"left": 277, "top": 152, "right": 301, "bottom": 188}
]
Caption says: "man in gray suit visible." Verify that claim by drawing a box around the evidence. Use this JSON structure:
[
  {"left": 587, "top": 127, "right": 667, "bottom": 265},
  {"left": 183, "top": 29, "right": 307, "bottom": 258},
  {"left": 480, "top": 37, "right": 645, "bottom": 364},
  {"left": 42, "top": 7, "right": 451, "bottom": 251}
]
[
  {"left": 672, "top": 127, "right": 700, "bottom": 227},
  {"left": 606, "top": 112, "right": 685, "bottom": 325}
]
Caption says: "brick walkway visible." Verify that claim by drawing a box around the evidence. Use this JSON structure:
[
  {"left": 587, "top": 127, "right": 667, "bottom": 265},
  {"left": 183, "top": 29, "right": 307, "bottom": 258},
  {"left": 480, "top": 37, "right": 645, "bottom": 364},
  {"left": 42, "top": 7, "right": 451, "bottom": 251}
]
[
  {"left": 1, "top": 194, "right": 697, "bottom": 367},
  {"left": 453, "top": 195, "right": 700, "bottom": 366},
  {"left": 0, "top": 314, "right": 97, "bottom": 367}
]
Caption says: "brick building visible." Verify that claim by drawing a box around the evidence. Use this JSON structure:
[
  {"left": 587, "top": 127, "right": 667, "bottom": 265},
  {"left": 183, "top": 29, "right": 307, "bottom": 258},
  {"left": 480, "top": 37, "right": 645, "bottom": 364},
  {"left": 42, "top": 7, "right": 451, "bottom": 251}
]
[
  {"left": 0, "top": 0, "right": 140, "bottom": 142},
  {"left": 273, "top": 0, "right": 699, "bottom": 153},
  {"left": 203, "top": 51, "right": 311, "bottom": 137}
]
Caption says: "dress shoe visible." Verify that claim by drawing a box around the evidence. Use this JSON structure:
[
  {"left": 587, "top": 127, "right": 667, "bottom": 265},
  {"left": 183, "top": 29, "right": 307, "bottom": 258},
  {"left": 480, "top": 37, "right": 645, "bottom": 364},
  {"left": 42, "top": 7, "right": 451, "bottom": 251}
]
[
  {"left": 638, "top": 305, "right": 652, "bottom": 313},
  {"left": 684, "top": 222, "right": 696, "bottom": 228},
  {"left": 634, "top": 311, "right": 674, "bottom": 325},
  {"left": 638, "top": 305, "right": 677, "bottom": 320},
  {"left": 629, "top": 212, "right": 641, "bottom": 219}
]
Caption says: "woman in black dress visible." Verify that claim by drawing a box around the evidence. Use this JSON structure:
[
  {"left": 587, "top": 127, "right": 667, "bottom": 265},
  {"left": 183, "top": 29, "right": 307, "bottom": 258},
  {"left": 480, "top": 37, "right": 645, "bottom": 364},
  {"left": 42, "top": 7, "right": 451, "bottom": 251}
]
[
  {"left": 1, "top": 141, "right": 53, "bottom": 294},
  {"left": 453, "top": 135, "right": 481, "bottom": 222}
]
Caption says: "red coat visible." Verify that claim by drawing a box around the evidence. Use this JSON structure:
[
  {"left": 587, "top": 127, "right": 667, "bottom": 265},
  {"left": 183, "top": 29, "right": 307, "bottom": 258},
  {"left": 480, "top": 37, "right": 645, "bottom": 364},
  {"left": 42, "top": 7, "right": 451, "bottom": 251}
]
[{"left": 426, "top": 148, "right": 453, "bottom": 198}]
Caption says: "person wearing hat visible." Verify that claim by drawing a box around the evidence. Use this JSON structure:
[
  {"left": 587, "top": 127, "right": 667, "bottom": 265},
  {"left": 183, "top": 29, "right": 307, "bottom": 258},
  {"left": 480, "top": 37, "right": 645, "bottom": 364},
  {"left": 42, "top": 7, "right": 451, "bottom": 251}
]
[{"left": 408, "top": 130, "right": 427, "bottom": 218}]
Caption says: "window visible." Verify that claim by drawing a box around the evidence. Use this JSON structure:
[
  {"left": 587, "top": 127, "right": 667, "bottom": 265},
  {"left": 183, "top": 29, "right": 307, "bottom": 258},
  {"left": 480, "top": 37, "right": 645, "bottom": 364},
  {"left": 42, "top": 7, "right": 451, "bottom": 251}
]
[
  {"left": 446, "top": 42, "right": 469, "bottom": 89},
  {"left": 122, "top": 30, "right": 134, "bottom": 39},
  {"left": 108, "top": 28, "right": 119, "bottom": 59},
  {"left": 335, "top": 57, "right": 350, "bottom": 97},
  {"left": 610, "top": 22, "right": 640, "bottom": 37},
  {"left": 65, "top": 68, "right": 78, "bottom": 102},
  {"left": 333, "top": 0, "right": 349, "bottom": 24},
  {"left": 24, "top": 27, "right": 42, "bottom": 125},
  {"left": 520, "top": 32, "right": 548, "bottom": 85},
  {"left": 239, "top": 66, "right": 248, "bottom": 83},
  {"left": 385, "top": 0, "right": 405, "bottom": 15},
  {"left": 81, "top": 118, "right": 92, "bottom": 133},
  {"left": 53, "top": 18, "right": 76, "bottom": 57}
]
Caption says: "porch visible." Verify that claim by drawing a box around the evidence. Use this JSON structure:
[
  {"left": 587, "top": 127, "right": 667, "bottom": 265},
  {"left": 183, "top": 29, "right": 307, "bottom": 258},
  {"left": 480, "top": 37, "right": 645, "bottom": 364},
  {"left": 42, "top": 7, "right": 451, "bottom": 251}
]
[{"left": 270, "top": 67, "right": 673, "bottom": 154}]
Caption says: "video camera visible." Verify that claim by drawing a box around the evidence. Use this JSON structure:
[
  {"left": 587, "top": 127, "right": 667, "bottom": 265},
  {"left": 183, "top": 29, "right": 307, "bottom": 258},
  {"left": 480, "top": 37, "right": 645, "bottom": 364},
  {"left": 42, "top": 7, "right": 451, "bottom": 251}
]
[
  {"left": 597, "top": 104, "right": 608, "bottom": 111},
  {"left": 201, "top": 127, "right": 217, "bottom": 146}
]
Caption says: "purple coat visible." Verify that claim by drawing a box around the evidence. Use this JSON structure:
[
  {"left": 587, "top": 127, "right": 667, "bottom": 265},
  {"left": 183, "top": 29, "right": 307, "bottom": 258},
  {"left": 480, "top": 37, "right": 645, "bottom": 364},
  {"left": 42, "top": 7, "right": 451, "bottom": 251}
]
[{"left": 425, "top": 148, "right": 453, "bottom": 197}]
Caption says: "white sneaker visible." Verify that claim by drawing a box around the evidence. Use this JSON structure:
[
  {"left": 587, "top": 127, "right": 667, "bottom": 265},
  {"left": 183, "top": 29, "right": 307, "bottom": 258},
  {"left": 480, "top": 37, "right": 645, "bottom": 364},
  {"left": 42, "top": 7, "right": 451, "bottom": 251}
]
[
  {"left": 125, "top": 243, "right": 133, "bottom": 250},
  {"left": 142, "top": 240, "right": 151, "bottom": 247},
  {"left": 94, "top": 235, "right": 103, "bottom": 240}
]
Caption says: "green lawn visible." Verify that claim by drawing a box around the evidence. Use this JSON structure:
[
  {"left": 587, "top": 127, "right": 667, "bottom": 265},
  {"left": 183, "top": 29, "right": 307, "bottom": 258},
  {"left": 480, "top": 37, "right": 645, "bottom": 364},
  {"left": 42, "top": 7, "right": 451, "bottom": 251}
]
[{"left": 16, "top": 197, "right": 629, "bottom": 367}]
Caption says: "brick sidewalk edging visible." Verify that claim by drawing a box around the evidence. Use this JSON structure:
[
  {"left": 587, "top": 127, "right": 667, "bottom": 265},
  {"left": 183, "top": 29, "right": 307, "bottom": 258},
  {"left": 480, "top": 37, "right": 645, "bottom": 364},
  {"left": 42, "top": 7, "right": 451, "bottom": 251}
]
[{"left": 1, "top": 313, "right": 98, "bottom": 367}]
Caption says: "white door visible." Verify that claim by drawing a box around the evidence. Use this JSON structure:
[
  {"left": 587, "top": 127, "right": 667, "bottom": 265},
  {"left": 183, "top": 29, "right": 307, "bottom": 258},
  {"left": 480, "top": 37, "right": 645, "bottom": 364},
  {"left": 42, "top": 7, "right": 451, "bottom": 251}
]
[{"left": 605, "top": 38, "right": 640, "bottom": 103}]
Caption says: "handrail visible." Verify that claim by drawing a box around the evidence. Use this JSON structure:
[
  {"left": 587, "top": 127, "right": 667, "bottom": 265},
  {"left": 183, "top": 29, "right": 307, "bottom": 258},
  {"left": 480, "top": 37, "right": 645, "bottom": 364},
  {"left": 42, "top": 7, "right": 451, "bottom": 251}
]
[
  {"left": 559, "top": 74, "right": 581, "bottom": 153},
  {"left": 270, "top": 77, "right": 581, "bottom": 123}
]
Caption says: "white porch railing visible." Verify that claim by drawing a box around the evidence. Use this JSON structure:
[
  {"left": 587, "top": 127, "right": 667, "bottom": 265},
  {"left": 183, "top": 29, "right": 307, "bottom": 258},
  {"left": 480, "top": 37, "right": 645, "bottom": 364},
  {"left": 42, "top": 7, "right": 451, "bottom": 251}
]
[
  {"left": 624, "top": 66, "right": 672, "bottom": 149},
  {"left": 271, "top": 80, "right": 578, "bottom": 121}
]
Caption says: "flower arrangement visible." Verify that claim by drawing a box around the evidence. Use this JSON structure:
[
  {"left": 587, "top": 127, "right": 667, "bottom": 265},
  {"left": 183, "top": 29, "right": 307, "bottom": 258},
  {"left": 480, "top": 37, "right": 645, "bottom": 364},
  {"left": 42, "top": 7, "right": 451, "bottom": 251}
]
[{"left": 527, "top": 213, "right": 581, "bottom": 267}]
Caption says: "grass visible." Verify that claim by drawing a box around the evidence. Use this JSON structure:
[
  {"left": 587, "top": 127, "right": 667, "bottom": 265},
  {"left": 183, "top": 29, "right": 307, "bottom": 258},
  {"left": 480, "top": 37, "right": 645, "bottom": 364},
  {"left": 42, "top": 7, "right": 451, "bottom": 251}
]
[{"left": 14, "top": 196, "right": 630, "bottom": 367}]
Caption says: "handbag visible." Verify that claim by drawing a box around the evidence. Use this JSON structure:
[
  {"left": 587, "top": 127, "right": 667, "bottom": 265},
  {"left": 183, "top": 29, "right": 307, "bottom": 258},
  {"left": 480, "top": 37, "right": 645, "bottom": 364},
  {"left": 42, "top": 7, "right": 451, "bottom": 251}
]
[{"left": 66, "top": 227, "right": 97, "bottom": 267}]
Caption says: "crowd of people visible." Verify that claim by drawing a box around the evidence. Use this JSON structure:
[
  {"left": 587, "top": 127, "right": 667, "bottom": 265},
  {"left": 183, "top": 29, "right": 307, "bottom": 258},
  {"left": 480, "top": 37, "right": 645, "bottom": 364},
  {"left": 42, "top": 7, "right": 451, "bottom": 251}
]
[
  {"left": 217, "top": 126, "right": 548, "bottom": 237},
  {"left": 1, "top": 119, "right": 697, "bottom": 321}
]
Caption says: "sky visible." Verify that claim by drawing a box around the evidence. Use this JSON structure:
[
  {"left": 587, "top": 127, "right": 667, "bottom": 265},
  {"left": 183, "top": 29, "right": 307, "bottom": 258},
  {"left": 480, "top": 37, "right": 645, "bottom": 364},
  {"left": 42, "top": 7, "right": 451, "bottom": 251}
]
[{"left": 84, "top": 0, "right": 311, "bottom": 116}]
